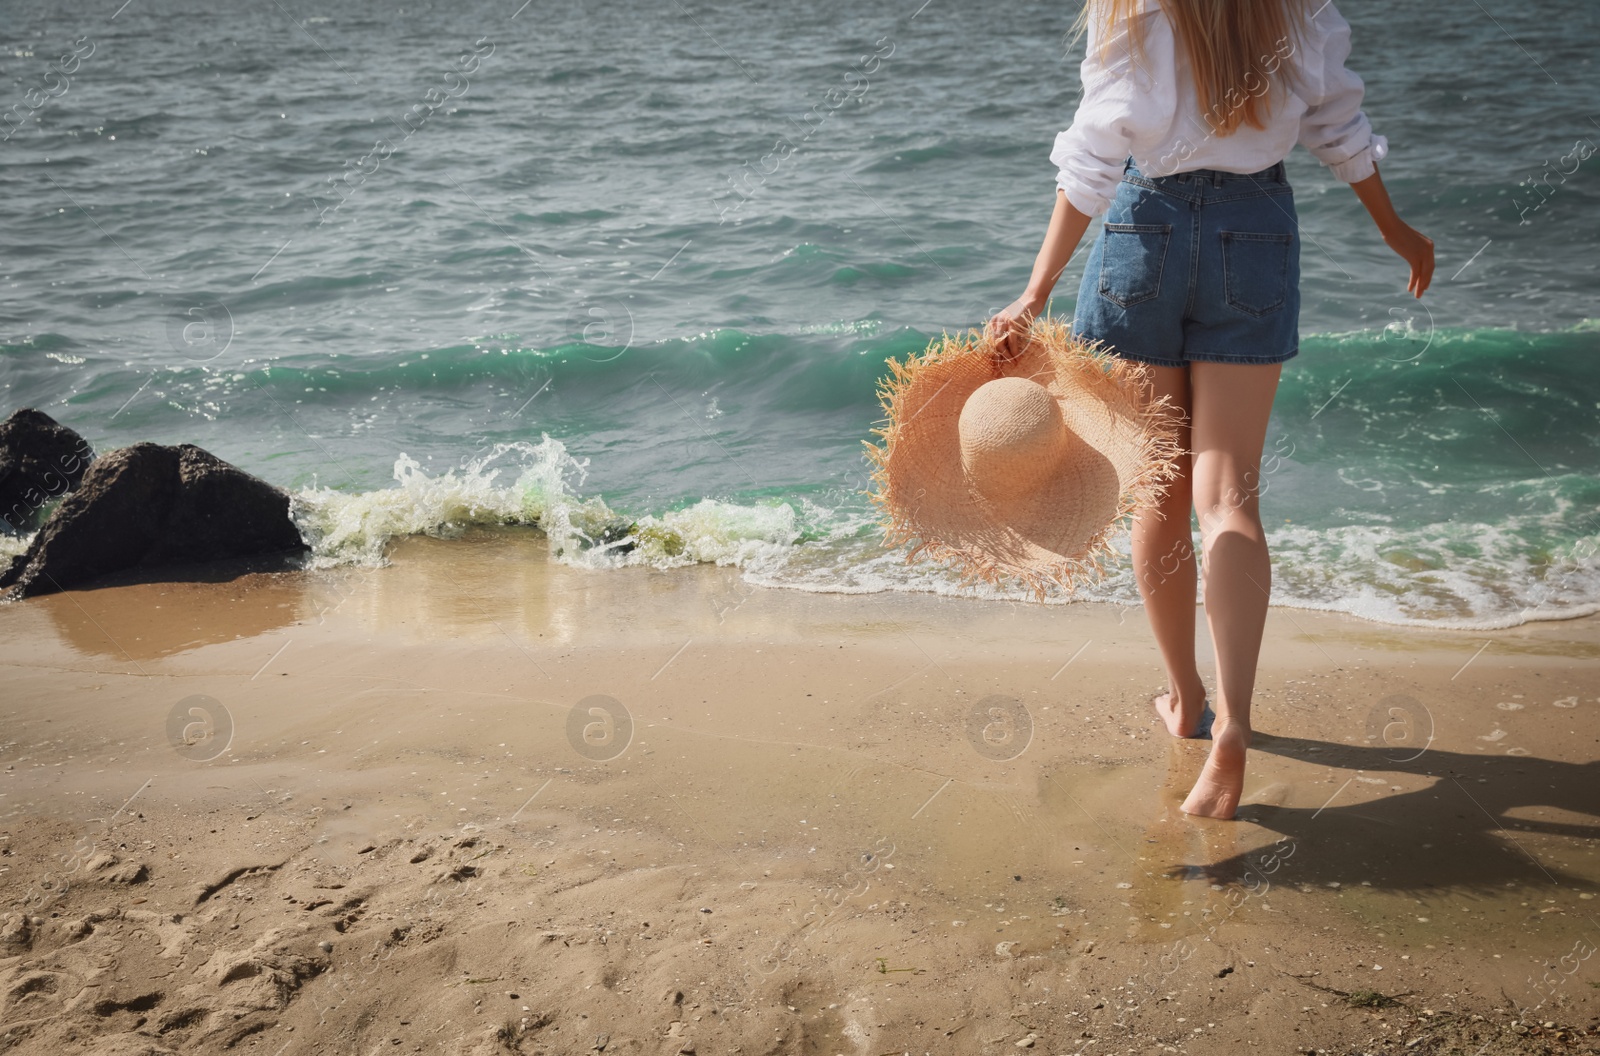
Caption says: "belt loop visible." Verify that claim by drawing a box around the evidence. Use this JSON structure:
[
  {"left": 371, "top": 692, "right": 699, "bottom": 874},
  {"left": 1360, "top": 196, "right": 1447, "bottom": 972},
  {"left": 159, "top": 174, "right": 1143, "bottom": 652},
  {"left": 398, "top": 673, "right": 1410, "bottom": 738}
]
[
  {"left": 1211, "top": 170, "right": 1223, "bottom": 188},
  {"left": 1275, "top": 161, "right": 1286, "bottom": 184}
]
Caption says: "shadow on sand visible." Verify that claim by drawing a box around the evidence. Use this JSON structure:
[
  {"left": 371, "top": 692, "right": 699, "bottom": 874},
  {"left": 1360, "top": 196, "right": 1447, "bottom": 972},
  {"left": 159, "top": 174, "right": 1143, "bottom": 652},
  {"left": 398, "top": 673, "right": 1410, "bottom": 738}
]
[{"left": 1179, "top": 734, "right": 1599, "bottom": 893}]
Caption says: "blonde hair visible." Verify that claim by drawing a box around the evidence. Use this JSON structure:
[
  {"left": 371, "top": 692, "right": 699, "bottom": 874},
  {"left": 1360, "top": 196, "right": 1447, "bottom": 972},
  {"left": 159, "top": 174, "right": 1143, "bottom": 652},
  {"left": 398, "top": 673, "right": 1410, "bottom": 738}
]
[{"left": 1073, "top": 0, "right": 1312, "bottom": 135}]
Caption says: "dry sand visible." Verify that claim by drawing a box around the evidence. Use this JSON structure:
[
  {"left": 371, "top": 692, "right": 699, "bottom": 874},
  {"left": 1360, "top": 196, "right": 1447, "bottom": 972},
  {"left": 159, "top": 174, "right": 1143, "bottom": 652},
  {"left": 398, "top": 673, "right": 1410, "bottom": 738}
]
[{"left": 1, "top": 527, "right": 1597, "bottom": 1055}]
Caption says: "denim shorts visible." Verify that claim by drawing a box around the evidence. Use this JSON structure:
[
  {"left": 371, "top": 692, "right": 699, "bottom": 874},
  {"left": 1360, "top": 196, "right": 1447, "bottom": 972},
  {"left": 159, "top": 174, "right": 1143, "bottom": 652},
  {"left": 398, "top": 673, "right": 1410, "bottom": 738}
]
[{"left": 1071, "top": 160, "right": 1300, "bottom": 366}]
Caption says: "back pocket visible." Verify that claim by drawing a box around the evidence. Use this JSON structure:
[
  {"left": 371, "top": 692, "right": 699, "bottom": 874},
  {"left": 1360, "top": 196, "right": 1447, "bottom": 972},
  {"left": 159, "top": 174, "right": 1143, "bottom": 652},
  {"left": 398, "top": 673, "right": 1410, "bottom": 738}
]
[
  {"left": 1098, "top": 223, "right": 1171, "bottom": 309},
  {"left": 1221, "top": 231, "right": 1293, "bottom": 316}
]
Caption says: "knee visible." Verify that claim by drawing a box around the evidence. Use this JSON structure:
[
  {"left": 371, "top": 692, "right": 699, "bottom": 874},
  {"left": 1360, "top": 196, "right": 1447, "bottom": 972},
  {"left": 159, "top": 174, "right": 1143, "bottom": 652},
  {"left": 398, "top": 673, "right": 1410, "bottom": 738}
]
[
  {"left": 1196, "top": 489, "right": 1263, "bottom": 551},
  {"left": 1195, "top": 476, "right": 1260, "bottom": 524},
  {"left": 1135, "top": 496, "right": 1194, "bottom": 544},
  {"left": 1197, "top": 514, "right": 1266, "bottom": 563}
]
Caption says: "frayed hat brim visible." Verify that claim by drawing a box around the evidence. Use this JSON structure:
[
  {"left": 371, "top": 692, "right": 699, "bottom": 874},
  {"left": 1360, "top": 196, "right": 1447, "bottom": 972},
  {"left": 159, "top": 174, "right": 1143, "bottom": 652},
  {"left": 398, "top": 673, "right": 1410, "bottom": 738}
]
[{"left": 864, "top": 318, "right": 1182, "bottom": 602}]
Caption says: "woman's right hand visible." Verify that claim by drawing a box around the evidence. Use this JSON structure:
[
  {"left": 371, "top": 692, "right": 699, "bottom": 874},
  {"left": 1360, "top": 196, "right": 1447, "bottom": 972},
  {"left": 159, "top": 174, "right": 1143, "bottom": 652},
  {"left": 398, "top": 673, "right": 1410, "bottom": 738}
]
[
  {"left": 987, "top": 191, "right": 1093, "bottom": 364},
  {"left": 1380, "top": 220, "right": 1434, "bottom": 298},
  {"left": 1349, "top": 168, "right": 1434, "bottom": 298},
  {"left": 986, "top": 292, "right": 1046, "bottom": 364}
]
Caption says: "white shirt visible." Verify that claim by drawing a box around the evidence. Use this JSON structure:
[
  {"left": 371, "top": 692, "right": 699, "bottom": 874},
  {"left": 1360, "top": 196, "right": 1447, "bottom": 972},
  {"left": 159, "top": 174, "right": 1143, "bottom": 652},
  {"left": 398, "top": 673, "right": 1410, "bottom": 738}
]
[{"left": 1051, "top": 0, "right": 1388, "bottom": 216}]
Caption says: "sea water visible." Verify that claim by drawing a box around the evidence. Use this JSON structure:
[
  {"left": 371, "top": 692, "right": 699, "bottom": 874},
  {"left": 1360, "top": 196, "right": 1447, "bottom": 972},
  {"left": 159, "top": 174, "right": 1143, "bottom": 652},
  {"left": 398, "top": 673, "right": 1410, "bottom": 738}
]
[{"left": 2, "top": 0, "right": 1596, "bottom": 628}]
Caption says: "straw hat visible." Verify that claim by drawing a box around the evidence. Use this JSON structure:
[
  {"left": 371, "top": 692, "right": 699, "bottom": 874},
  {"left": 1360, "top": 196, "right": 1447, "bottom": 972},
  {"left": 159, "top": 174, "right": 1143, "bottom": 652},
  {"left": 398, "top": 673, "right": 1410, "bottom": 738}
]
[{"left": 865, "top": 317, "right": 1180, "bottom": 600}]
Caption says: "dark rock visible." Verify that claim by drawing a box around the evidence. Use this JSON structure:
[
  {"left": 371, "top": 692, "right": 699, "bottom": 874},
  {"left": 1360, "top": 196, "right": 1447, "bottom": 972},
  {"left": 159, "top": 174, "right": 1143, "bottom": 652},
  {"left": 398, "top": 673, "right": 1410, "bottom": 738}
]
[
  {"left": 0, "top": 408, "right": 94, "bottom": 533},
  {"left": 0, "top": 442, "right": 306, "bottom": 599},
  {"left": 594, "top": 520, "right": 637, "bottom": 554}
]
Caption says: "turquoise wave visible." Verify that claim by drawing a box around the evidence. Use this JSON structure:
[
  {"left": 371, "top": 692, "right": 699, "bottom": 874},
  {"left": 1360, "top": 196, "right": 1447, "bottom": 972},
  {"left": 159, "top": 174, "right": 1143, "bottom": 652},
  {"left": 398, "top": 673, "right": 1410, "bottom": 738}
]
[
  {"left": 7, "top": 322, "right": 1595, "bottom": 628},
  {"left": 261, "top": 322, "right": 1597, "bottom": 629}
]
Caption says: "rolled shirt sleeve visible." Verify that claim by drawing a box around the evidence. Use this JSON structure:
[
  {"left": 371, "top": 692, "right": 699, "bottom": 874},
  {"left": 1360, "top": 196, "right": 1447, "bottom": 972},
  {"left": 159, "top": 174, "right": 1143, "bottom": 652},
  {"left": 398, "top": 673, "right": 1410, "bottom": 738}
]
[
  {"left": 1051, "top": 2, "right": 1178, "bottom": 216},
  {"left": 1296, "top": 3, "right": 1388, "bottom": 183}
]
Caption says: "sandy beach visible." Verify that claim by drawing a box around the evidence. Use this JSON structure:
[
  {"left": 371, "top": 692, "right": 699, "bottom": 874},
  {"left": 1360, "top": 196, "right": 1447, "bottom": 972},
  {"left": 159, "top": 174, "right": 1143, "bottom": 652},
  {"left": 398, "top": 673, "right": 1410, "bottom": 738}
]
[
  {"left": 0, "top": 528, "right": 1596, "bottom": 1055},
  {"left": 5, "top": 0, "right": 1597, "bottom": 1050}
]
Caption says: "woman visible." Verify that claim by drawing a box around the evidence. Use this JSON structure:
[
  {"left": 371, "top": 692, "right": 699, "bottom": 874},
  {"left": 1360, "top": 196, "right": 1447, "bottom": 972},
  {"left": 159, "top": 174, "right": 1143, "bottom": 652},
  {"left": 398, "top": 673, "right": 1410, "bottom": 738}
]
[{"left": 986, "top": 0, "right": 1434, "bottom": 819}]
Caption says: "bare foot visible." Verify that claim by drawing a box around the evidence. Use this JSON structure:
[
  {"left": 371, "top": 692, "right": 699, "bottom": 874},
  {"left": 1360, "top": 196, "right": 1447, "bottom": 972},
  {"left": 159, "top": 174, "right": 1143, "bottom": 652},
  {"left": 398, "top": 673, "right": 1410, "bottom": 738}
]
[
  {"left": 1180, "top": 721, "right": 1251, "bottom": 820},
  {"left": 1153, "top": 691, "right": 1209, "bottom": 738}
]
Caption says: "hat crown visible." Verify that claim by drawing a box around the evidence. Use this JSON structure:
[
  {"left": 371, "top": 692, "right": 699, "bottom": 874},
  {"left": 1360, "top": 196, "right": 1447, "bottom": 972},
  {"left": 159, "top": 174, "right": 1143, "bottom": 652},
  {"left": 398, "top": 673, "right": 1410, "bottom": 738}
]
[{"left": 958, "top": 377, "right": 1073, "bottom": 501}]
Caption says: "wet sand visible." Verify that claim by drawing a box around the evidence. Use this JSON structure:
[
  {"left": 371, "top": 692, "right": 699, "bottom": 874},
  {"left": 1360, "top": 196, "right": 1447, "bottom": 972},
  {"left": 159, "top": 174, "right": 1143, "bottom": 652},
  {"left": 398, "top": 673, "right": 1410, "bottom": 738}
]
[{"left": 1, "top": 528, "right": 1597, "bottom": 1055}]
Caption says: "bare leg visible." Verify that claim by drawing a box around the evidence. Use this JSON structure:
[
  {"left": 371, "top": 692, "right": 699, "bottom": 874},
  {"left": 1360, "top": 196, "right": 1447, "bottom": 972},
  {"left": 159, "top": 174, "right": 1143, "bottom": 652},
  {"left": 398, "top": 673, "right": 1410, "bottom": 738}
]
[
  {"left": 1180, "top": 361, "right": 1281, "bottom": 819},
  {"left": 1130, "top": 365, "right": 1207, "bottom": 737}
]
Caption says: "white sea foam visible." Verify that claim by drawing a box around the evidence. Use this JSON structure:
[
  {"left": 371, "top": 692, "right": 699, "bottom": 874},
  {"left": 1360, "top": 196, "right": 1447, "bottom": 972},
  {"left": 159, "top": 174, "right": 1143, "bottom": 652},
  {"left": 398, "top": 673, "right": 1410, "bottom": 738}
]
[
  {"left": 579, "top": 498, "right": 802, "bottom": 573},
  {"left": 288, "top": 437, "right": 807, "bottom": 578},
  {"left": 747, "top": 518, "right": 1600, "bottom": 630},
  {"left": 290, "top": 437, "right": 613, "bottom": 569},
  {"left": 284, "top": 441, "right": 1600, "bottom": 631}
]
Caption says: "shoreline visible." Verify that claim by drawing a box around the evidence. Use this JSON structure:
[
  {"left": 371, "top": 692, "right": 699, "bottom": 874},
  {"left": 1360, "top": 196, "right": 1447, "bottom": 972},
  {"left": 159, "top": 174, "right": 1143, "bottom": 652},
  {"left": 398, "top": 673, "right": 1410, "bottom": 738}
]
[
  {"left": 2, "top": 529, "right": 1597, "bottom": 1054},
  {"left": 8, "top": 514, "right": 1600, "bottom": 636}
]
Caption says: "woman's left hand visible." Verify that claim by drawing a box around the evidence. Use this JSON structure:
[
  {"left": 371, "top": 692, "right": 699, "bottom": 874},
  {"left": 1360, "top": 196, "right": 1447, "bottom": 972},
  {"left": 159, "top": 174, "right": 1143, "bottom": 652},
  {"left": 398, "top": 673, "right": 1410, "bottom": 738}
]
[{"left": 985, "top": 293, "right": 1046, "bottom": 364}]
